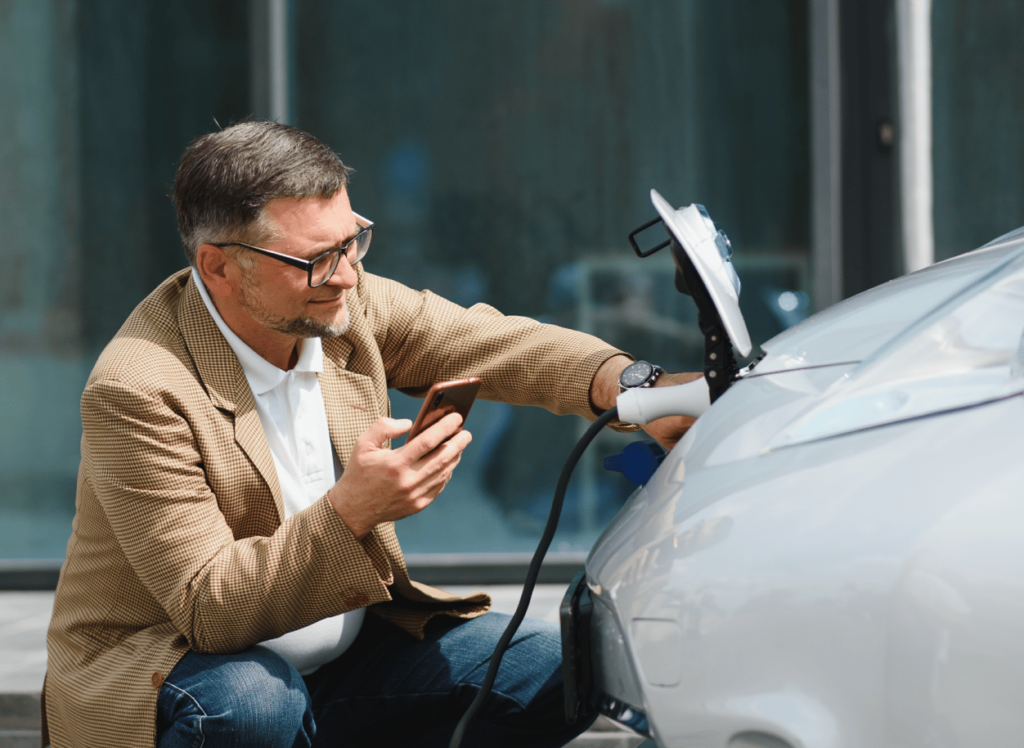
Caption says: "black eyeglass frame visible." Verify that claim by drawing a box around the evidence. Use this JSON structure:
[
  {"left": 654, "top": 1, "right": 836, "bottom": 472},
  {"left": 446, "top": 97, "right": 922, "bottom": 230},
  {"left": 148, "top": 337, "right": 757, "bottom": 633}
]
[{"left": 211, "top": 213, "right": 375, "bottom": 288}]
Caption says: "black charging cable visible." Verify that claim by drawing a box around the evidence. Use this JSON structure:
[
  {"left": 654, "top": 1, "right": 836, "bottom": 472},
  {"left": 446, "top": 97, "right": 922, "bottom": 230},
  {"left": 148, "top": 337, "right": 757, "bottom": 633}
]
[{"left": 448, "top": 406, "right": 620, "bottom": 748}]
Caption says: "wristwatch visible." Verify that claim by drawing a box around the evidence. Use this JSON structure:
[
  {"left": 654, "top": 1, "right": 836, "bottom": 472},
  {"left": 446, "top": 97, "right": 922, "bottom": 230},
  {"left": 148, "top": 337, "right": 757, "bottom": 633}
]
[{"left": 618, "top": 360, "right": 664, "bottom": 391}]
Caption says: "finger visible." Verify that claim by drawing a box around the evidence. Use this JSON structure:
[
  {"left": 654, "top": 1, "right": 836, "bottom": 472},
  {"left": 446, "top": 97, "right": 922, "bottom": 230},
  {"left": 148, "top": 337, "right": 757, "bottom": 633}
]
[
  {"left": 413, "top": 443, "right": 464, "bottom": 492},
  {"left": 405, "top": 412, "right": 464, "bottom": 458},
  {"left": 446, "top": 428, "right": 473, "bottom": 455},
  {"left": 427, "top": 457, "right": 461, "bottom": 497},
  {"left": 430, "top": 446, "right": 466, "bottom": 491},
  {"left": 418, "top": 428, "right": 473, "bottom": 471},
  {"left": 656, "top": 371, "right": 703, "bottom": 388},
  {"left": 437, "top": 447, "right": 464, "bottom": 473},
  {"left": 361, "top": 417, "right": 413, "bottom": 448},
  {"left": 436, "top": 472, "right": 452, "bottom": 496},
  {"left": 641, "top": 415, "right": 695, "bottom": 449}
]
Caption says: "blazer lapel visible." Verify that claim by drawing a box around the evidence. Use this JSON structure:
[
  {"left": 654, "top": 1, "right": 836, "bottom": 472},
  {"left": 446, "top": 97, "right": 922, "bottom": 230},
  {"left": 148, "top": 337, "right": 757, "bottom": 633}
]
[
  {"left": 318, "top": 340, "right": 379, "bottom": 468},
  {"left": 320, "top": 317, "right": 402, "bottom": 582},
  {"left": 320, "top": 265, "right": 392, "bottom": 464},
  {"left": 178, "top": 275, "right": 285, "bottom": 522}
]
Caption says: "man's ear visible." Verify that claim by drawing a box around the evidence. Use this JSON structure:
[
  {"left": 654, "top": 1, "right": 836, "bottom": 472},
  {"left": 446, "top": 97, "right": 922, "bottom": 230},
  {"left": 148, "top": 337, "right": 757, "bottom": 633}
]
[{"left": 196, "top": 244, "right": 237, "bottom": 298}]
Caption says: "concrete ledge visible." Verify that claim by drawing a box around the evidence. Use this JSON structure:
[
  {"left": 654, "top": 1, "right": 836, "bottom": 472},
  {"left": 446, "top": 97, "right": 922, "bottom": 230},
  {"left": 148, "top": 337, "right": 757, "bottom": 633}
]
[
  {"left": 406, "top": 552, "right": 586, "bottom": 585},
  {"left": 0, "top": 694, "right": 39, "bottom": 731},
  {"left": 0, "top": 728, "right": 41, "bottom": 748},
  {"left": 0, "top": 561, "right": 61, "bottom": 591},
  {"left": 0, "top": 694, "right": 41, "bottom": 748},
  {"left": 568, "top": 716, "right": 646, "bottom": 747},
  {"left": 568, "top": 733, "right": 646, "bottom": 748},
  {"left": 0, "top": 555, "right": 588, "bottom": 590}
]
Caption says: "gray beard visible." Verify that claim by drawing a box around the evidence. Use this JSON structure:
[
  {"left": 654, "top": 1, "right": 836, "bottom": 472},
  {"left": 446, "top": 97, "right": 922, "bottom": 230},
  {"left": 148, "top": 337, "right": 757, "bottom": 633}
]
[
  {"left": 239, "top": 278, "right": 350, "bottom": 339},
  {"left": 263, "top": 311, "right": 350, "bottom": 339}
]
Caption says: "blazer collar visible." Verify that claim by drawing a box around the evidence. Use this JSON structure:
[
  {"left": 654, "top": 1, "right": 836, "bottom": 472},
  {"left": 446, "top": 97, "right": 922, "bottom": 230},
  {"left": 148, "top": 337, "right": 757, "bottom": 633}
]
[{"left": 178, "top": 274, "right": 246, "bottom": 413}]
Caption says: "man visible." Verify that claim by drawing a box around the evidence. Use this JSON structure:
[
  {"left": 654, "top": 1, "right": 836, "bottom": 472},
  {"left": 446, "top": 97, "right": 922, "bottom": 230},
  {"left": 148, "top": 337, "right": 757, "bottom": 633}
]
[{"left": 45, "top": 121, "right": 698, "bottom": 748}]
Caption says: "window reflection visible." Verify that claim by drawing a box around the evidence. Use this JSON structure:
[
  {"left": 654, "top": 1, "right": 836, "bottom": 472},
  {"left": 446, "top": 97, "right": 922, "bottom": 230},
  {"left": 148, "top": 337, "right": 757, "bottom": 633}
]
[
  {"left": 1, "top": 0, "right": 814, "bottom": 559},
  {"left": 292, "top": 0, "right": 811, "bottom": 553}
]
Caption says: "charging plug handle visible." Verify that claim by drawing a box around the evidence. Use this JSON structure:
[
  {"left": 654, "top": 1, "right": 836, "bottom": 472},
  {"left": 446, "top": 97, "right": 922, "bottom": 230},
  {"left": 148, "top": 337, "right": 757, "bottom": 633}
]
[{"left": 616, "top": 378, "right": 711, "bottom": 425}]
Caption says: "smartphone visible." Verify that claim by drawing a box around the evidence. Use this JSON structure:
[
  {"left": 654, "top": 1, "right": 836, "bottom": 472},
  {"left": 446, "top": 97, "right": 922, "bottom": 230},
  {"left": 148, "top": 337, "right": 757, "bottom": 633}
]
[{"left": 405, "top": 377, "right": 482, "bottom": 443}]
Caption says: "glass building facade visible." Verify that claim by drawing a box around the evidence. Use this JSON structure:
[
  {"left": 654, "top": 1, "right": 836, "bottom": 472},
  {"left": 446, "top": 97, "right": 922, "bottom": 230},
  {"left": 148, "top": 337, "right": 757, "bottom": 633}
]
[{"left": 0, "top": 0, "right": 1021, "bottom": 567}]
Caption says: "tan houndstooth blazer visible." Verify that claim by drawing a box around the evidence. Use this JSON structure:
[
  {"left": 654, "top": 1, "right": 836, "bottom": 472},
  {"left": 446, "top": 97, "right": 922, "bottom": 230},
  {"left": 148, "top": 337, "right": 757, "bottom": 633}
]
[{"left": 43, "top": 265, "right": 625, "bottom": 748}]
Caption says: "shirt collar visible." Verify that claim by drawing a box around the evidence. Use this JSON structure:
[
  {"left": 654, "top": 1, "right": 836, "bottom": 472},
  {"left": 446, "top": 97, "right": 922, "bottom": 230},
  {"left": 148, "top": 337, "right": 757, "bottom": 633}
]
[{"left": 191, "top": 267, "right": 324, "bottom": 396}]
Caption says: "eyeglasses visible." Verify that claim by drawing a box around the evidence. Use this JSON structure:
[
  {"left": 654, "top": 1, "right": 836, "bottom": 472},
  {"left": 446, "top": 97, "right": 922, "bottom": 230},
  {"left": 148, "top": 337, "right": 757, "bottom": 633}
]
[{"left": 212, "top": 213, "right": 375, "bottom": 288}]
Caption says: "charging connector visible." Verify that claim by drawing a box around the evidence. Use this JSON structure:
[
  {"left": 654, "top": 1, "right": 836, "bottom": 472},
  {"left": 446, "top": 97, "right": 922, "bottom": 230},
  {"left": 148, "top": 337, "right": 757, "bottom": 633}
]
[{"left": 615, "top": 377, "right": 711, "bottom": 425}]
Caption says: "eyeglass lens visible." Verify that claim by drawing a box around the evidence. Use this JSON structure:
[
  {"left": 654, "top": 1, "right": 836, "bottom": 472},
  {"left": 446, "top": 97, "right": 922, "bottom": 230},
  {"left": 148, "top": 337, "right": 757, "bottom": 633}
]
[{"left": 309, "top": 226, "right": 373, "bottom": 287}]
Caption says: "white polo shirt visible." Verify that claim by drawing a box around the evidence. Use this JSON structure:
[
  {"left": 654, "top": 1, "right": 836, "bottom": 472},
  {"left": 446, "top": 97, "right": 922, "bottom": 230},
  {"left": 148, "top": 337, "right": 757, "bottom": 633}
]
[{"left": 192, "top": 268, "right": 365, "bottom": 674}]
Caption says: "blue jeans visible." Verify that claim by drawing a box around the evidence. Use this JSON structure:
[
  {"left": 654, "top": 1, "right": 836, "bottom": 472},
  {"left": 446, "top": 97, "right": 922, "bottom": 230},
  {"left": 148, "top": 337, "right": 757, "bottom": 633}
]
[{"left": 156, "top": 612, "right": 595, "bottom": 748}]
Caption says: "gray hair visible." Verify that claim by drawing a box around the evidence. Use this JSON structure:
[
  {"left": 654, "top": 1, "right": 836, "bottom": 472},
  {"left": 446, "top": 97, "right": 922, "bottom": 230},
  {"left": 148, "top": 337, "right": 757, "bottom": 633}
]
[{"left": 173, "top": 121, "right": 353, "bottom": 266}]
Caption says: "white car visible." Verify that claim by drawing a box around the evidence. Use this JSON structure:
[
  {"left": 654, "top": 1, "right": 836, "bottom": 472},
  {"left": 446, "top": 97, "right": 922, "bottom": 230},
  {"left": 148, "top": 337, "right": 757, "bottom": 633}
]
[{"left": 561, "top": 195, "right": 1024, "bottom": 748}]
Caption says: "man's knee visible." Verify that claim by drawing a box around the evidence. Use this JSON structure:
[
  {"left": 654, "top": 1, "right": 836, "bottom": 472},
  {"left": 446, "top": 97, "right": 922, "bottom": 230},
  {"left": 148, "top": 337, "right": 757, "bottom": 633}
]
[
  {"left": 502, "top": 615, "right": 564, "bottom": 681},
  {"left": 450, "top": 614, "right": 565, "bottom": 707},
  {"left": 158, "top": 647, "right": 313, "bottom": 748}
]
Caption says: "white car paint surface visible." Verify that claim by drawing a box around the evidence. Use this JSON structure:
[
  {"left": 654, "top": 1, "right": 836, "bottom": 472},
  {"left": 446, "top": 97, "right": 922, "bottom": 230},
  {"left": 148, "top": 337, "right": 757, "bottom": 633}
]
[{"left": 583, "top": 231, "right": 1024, "bottom": 748}]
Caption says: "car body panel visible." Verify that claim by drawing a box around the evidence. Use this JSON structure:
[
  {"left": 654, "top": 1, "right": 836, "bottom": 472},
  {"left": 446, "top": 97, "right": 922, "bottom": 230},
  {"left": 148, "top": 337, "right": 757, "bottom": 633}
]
[{"left": 581, "top": 236, "right": 1024, "bottom": 747}]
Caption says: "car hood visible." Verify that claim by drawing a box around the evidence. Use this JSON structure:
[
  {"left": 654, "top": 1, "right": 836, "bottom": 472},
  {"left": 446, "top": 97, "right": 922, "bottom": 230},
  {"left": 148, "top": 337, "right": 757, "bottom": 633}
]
[
  {"left": 755, "top": 238, "right": 1023, "bottom": 375},
  {"left": 735, "top": 238, "right": 1024, "bottom": 450}
]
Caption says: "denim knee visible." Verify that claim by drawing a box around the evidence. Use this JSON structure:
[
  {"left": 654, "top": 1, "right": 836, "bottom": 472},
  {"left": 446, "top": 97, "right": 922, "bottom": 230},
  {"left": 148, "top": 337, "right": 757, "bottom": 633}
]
[{"left": 158, "top": 646, "right": 314, "bottom": 748}]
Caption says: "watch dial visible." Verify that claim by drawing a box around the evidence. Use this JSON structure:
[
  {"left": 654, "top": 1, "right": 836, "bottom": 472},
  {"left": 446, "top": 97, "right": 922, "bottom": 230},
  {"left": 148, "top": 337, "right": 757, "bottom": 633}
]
[{"left": 621, "top": 361, "right": 653, "bottom": 387}]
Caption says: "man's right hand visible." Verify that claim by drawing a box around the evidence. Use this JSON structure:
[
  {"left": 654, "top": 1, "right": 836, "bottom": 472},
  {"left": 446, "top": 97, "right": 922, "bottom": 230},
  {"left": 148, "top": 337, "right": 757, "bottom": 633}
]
[{"left": 326, "top": 413, "right": 472, "bottom": 540}]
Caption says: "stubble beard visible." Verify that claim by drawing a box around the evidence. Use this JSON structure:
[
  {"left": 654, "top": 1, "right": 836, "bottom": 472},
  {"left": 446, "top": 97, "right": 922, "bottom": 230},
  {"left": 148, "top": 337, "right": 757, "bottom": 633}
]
[{"left": 238, "top": 274, "right": 350, "bottom": 339}]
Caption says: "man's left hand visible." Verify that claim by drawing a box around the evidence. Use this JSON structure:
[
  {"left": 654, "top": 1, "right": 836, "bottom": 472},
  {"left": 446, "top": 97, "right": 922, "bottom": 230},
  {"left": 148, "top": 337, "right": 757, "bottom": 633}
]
[
  {"left": 636, "top": 370, "right": 702, "bottom": 450},
  {"left": 591, "top": 356, "right": 703, "bottom": 451}
]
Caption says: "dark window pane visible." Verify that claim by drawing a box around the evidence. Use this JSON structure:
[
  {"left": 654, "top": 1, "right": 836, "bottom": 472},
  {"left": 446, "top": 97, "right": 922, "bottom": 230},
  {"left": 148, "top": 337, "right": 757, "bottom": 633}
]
[
  {"left": 294, "top": 0, "right": 811, "bottom": 554},
  {"left": 0, "top": 0, "right": 248, "bottom": 559},
  {"left": 932, "top": 0, "right": 1024, "bottom": 261}
]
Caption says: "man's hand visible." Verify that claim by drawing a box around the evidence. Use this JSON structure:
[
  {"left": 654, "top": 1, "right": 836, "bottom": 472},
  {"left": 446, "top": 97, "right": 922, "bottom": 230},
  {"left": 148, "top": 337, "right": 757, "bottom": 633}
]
[
  {"left": 591, "top": 356, "right": 703, "bottom": 451},
  {"left": 326, "top": 414, "right": 471, "bottom": 540},
  {"left": 637, "top": 370, "right": 702, "bottom": 450}
]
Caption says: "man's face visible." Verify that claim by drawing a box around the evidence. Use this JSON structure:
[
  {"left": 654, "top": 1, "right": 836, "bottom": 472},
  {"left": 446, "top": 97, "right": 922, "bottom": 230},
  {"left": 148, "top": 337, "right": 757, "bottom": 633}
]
[{"left": 235, "top": 189, "right": 360, "bottom": 339}]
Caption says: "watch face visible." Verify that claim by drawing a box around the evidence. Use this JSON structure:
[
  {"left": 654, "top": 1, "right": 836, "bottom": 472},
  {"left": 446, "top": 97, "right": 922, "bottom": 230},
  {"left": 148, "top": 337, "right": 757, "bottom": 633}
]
[{"left": 620, "top": 361, "right": 654, "bottom": 388}]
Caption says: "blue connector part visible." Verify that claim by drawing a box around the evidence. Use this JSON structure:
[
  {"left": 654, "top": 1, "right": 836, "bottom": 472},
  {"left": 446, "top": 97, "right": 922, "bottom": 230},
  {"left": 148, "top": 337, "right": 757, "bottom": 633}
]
[{"left": 602, "top": 441, "right": 667, "bottom": 485}]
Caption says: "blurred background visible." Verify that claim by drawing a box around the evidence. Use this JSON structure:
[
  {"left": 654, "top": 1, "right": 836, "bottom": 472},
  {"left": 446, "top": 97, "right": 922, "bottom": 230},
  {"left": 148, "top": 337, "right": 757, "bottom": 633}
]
[{"left": 2, "top": 0, "right": 1023, "bottom": 575}]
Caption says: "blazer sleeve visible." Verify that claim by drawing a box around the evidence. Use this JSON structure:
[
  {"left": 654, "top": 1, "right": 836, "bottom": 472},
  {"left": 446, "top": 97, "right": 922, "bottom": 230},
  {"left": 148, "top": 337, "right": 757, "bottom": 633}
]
[
  {"left": 80, "top": 375, "right": 394, "bottom": 655},
  {"left": 361, "top": 272, "right": 629, "bottom": 419}
]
